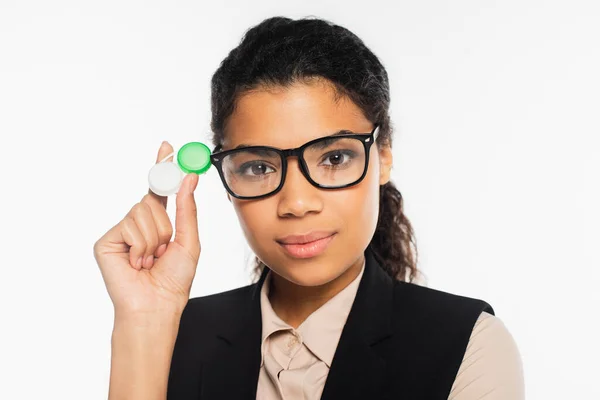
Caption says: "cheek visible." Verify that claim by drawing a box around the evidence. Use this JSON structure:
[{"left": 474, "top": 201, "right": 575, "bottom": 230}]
[
  {"left": 231, "top": 198, "right": 276, "bottom": 246},
  {"left": 355, "top": 152, "right": 383, "bottom": 236},
  {"left": 329, "top": 158, "right": 381, "bottom": 238},
  {"left": 358, "top": 160, "right": 382, "bottom": 230}
]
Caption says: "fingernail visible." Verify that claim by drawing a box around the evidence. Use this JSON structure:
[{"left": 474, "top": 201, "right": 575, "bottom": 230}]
[
  {"left": 136, "top": 257, "right": 143, "bottom": 269},
  {"left": 161, "top": 141, "right": 169, "bottom": 149}
]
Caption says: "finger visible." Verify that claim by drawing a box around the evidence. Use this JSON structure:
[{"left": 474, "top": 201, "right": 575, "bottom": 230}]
[
  {"left": 129, "top": 202, "right": 160, "bottom": 269},
  {"left": 147, "top": 141, "right": 175, "bottom": 209},
  {"left": 155, "top": 243, "right": 168, "bottom": 258},
  {"left": 173, "top": 173, "right": 200, "bottom": 260},
  {"left": 120, "top": 217, "right": 147, "bottom": 270},
  {"left": 141, "top": 193, "right": 174, "bottom": 256}
]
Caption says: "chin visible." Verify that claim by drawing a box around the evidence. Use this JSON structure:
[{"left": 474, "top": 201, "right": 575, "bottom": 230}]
[{"left": 274, "top": 262, "right": 343, "bottom": 287}]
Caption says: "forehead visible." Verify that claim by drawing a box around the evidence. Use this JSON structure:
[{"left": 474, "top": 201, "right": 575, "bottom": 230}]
[{"left": 222, "top": 80, "right": 372, "bottom": 150}]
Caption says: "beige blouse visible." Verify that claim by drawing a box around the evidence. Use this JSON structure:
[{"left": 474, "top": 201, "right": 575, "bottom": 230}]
[{"left": 256, "top": 260, "right": 525, "bottom": 400}]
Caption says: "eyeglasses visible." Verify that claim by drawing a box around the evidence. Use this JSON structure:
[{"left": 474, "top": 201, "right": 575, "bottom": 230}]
[{"left": 210, "top": 125, "right": 380, "bottom": 200}]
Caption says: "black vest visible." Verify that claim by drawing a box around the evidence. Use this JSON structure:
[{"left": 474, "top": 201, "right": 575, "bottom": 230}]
[{"left": 167, "top": 248, "right": 494, "bottom": 399}]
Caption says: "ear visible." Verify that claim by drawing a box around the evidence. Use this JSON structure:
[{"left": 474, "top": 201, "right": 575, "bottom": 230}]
[
  {"left": 378, "top": 145, "right": 393, "bottom": 185},
  {"left": 226, "top": 192, "right": 231, "bottom": 203}
]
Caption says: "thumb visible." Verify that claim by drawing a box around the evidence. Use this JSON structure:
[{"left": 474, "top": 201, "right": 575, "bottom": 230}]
[{"left": 174, "top": 173, "right": 200, "bottom": 258}]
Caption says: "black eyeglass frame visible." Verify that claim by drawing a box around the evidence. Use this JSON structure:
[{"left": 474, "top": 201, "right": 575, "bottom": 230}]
[{"left": 210, "top": 124, "right": 380, "bottom": 200}]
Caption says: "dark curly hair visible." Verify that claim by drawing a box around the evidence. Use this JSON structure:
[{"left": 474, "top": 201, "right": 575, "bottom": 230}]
[{"left": 210, "top": 16, "right": 420, "bottom": 283}]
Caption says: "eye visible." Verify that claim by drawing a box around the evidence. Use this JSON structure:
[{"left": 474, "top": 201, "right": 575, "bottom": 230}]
[
  {"left": 238, "top": 161, "right": 276, "bottom": 176},
  {"left": 319, "top": 150, "right": 355, "bottom": 167}
]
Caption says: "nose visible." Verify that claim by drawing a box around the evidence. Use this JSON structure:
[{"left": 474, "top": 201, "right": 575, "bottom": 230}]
[{"left": 276, "top": 157, "right": 324, "bottom": 218}]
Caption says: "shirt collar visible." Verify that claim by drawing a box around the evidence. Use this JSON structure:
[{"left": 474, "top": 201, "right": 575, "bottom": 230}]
[{"left": 259, "top": 258, "right": 366, "bottom": 367}]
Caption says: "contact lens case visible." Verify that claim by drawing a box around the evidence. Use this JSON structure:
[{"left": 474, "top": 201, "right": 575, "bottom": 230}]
[{"left": 148, "top": 142, "right": 211, "bottom": 196}]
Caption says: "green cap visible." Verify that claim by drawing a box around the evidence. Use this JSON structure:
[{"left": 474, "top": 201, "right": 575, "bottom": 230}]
[{"left": 177, "top": 142, "right": 212, "bottom": 174}]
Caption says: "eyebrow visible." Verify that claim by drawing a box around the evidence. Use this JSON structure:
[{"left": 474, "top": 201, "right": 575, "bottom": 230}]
[{"left": 233, "top": 129, "right": 357, "bottom": 150}]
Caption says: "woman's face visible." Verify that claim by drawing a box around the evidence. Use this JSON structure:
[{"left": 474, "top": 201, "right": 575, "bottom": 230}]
[{"left": 222, "top": 79, "right": 393, "bottom": 287}]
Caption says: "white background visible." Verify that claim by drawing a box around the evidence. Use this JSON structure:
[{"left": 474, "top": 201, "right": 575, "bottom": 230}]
[{"left": 1, "top": 0, "right": 598, "bottom": 398}]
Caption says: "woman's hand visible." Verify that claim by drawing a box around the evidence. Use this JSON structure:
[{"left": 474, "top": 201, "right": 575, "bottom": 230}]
[{"left": 93, "top": 141, "right": 201, "bottom": 318}]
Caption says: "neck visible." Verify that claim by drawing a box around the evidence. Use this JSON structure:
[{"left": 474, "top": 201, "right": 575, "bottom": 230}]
[{"left": 267, "top": 255, "right": 364, "bottom": 329}]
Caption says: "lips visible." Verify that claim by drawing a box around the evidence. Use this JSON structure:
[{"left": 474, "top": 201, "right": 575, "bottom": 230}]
[
  {"left": 276, "top": 231, "right": 336, "bottom": 245},
  {"left": 276, "top": 231, "right": 337, "bottom": 259}
]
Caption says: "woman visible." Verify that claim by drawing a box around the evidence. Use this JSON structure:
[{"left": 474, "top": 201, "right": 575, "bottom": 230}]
[{"left": 94, "top": 16, "right": 524, "bottom": 400}]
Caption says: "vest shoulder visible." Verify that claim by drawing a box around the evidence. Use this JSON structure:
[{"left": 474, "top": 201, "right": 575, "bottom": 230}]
[
  {"left": 187, "top": 282, "right": 256, "bottom": 306},
  {"left": 178, "top": 283, "right": 257, "bottom": 333},
  {"left": 392, "top": 280, "right": 495, "bottom": 316}
]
